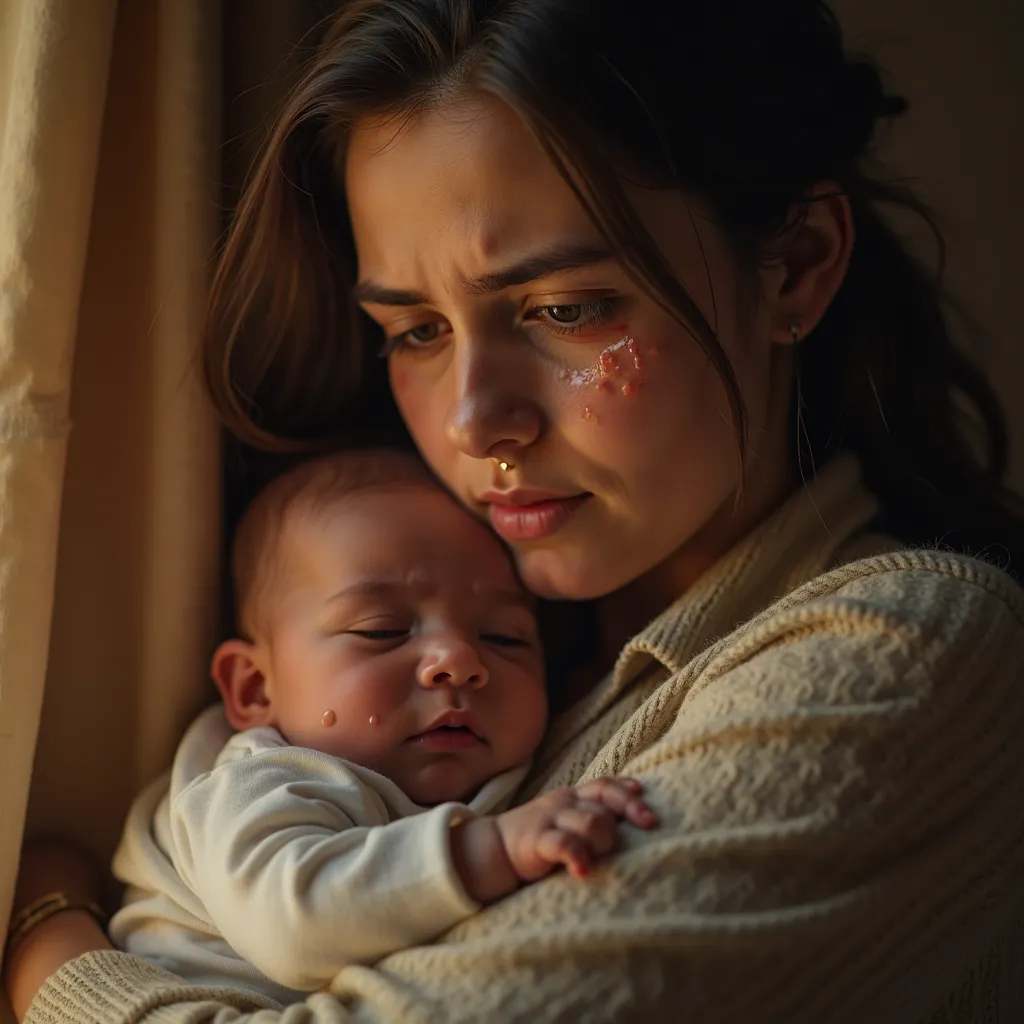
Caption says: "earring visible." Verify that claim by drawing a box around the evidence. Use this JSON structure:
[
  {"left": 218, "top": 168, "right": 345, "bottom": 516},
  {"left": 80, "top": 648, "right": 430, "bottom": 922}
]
[
  {"left": 321, "top": 710, "right": 337, "bottom": 727},
  {"left": 496, "top": 459, "right": 515, "bottom": 472},
  {"left": 790, "top": 320, "right": 802, "bottom": 343}
]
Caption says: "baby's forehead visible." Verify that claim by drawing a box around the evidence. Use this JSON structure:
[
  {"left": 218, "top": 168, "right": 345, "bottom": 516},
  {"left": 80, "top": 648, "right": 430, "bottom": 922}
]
[
  {"left": 279, "top": 478, "right": 438, "bottom": 554},
  {"left": 281, "top": 484, "right": 530, "bottom": 602}
]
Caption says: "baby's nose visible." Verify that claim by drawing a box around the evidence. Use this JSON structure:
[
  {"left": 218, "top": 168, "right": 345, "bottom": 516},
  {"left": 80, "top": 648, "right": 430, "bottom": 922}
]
[{"left": 418, "top": 638, "right": 488, "bottom": 690}]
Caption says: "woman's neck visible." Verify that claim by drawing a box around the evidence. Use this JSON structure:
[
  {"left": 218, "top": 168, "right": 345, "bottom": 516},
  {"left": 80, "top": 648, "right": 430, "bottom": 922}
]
[{"left": 595, "top": 440, "right": 796, "bottom": 669}]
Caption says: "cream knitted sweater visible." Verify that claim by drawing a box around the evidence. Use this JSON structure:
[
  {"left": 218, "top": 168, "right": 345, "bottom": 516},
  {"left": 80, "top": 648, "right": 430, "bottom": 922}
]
[{"left": 25, "top": 456, "right": 1024, "bottom": 1024}]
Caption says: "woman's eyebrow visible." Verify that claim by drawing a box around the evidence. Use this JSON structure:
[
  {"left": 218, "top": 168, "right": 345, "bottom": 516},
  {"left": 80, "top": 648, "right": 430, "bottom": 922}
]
[
  {"left": 462, "top": 242, "right": 614, "bottom": 295},
  {"left": 351, "top": 241, "right": 614, "bottom": 307},
  {"left": 351, "top": 283, "right": 429, "bottom": 307}
]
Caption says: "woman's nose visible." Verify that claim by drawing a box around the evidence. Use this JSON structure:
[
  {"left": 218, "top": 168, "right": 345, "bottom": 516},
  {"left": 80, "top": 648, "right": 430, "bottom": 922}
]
[
  {"left": 418, "top": 638, "right": 489, "bottom": 690},
  {"left": 444, "top": 344, "right": 543, "bottom": 460}
]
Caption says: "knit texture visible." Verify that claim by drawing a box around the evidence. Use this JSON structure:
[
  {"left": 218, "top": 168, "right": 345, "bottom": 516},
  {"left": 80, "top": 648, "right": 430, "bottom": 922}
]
[{"left": 24, "top": 455, "right": 1024, "bottom": 1023}]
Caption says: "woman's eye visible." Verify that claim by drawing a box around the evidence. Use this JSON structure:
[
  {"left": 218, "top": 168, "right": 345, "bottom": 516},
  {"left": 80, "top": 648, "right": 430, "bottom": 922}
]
[
  {"left": 481, "top": 632, "right": 530, "bottom": 648},
  {"left": 379, "top": 320, "right": 448, "bottom": 357},
  {"left": 408, "top": 323, "right": 441, "bottom": 343},
  {"left": 528, "top": 297, "right": 615, "bottom": 336},
  {"left": 547, "top": 305, "right": 585, "bottom": 324}
]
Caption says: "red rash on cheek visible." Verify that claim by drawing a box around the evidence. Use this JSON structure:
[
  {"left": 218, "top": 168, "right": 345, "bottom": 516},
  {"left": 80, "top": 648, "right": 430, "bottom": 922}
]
[
  {"left": 577, "top": 335, "right": 654, "bottom": 421},
  {"left": 626, "top": 338, "right": 643, "bottom": 371}
]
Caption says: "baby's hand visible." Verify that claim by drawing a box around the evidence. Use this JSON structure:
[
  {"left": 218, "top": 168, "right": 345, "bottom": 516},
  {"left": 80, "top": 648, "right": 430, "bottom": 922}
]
[
  {"left": 497, "top": 778, "right": 658, "bottom": 882},
  {"left": 451, "top": 778, "right": 657, "bottom": 902}
]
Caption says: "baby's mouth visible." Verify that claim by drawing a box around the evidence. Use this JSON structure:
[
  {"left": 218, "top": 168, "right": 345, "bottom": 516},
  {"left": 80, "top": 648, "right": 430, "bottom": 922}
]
[
  {"left": 411, "top": 709, "right": 485, "bottom": 749},
  {"left": 411, "top": 724, "right": 483, "bottom": 751}
]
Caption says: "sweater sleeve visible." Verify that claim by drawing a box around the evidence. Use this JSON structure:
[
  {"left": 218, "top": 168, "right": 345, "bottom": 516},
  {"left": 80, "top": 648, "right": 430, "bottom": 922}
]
[
  {"left": 167, "top": 749, "right": 478, "bottom": 990},
  {"left": 25, "top": 561, "right": 1024, "bottom": 1024}
]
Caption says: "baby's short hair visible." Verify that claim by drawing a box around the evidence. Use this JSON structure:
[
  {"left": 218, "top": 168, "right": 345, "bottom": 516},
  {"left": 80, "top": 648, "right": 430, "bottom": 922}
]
[{"left": 232, "top": 448, "right": 434, "bottom": 640}]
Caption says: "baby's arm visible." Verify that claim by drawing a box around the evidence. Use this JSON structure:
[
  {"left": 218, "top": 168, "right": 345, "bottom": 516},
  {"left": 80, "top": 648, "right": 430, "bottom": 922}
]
[
  {"left": 161, "top": 749, "right": 490, "bottom": 990},
  {"left": 451, "top": 778, "right": 658, "bottom": 903},
  {"left": 157, "top": 750, "right": 655, "bottom": 993}
]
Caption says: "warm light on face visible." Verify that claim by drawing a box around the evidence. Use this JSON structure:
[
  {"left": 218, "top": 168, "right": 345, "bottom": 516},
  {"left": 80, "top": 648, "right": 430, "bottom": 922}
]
[{"left": 346, "top": 96, "right": 789, "bottom": 602}]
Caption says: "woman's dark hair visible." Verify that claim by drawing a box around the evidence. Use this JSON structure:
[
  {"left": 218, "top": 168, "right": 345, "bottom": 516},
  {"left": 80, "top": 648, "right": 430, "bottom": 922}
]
[{"left": 206, "top": 0, "right": 1024, "bottom": 576}]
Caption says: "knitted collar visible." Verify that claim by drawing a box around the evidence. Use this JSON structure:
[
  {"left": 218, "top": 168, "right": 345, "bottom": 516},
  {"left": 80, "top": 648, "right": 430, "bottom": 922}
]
[{"left": 548, "top": 453, "right": 881, "bottom": 746}]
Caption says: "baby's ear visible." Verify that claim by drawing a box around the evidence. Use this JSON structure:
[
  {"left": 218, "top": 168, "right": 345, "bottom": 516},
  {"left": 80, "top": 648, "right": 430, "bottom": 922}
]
[{"left": 210, "top": 639, "right": 274, "bottom": 732}]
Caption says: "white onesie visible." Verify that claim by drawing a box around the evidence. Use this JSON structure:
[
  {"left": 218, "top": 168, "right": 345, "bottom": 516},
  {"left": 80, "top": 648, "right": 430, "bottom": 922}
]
[{"left": 110, "top": 705, "right": 527, "bottom": 1003}]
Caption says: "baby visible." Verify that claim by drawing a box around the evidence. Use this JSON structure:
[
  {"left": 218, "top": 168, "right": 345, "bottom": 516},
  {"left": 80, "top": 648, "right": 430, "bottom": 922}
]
[{"left": 109, "top": 449, "right": 655, "bottom": 1003}]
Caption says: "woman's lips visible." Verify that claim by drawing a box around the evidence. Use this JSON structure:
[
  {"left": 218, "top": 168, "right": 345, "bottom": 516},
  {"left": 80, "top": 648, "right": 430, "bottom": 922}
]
[{"left": 487, "top": 494, "right": 591, "bottom": 541}]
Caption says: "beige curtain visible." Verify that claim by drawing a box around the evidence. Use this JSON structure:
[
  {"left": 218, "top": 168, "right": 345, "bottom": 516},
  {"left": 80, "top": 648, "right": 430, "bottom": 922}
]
[{"left": 0, "top": 3, "right": 221, "bottom": 1017}]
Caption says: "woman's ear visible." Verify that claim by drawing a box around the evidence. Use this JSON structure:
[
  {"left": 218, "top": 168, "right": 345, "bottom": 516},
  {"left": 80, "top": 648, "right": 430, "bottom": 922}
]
[
  {"left": 211, "top": 639, "right": 275, "bottom": 732},
  {"left": 763, "top": 182, "right": 855, "bottom": 344}
]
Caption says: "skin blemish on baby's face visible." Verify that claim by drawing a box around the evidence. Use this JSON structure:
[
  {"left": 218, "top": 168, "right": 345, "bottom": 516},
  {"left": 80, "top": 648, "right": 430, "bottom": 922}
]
[{"left": 405, "top": 568, "right": 430, "bottom": 588}]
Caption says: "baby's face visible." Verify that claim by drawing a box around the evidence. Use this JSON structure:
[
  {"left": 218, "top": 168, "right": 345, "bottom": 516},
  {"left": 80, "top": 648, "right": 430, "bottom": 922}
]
[{"left": 263, "top": 484, "right": 547, "bottom": 804}]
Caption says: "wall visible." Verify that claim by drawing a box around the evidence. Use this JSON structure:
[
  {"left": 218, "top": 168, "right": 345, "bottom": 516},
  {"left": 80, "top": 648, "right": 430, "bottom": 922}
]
[{"left": 831, "top": 0, "right": 1024, "bottom": 486}]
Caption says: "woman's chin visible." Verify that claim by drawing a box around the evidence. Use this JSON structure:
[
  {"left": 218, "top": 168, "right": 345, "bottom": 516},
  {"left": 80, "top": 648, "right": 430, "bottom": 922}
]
[{"left": 513, "top": 548, "right": 629, "bottom": 602}]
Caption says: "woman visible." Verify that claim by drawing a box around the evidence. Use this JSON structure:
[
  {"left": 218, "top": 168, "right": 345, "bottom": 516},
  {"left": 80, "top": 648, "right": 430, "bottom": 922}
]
[{"left": 6, "top": 0, "right": 1024, "bottom": 1021}]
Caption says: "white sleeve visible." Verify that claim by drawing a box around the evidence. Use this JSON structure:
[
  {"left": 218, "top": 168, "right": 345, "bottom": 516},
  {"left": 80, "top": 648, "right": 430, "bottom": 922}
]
[{"left": 167, "top": 746, "right": 480, "bottom": 991}]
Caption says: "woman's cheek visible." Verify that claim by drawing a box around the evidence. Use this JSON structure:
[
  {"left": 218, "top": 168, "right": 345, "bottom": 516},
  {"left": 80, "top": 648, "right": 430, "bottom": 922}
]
[
  {"left": 389, "top": 364, "right": 408, "bottom": 395},
  {"left": 389, "top": 363, "right": 420, "bottom": 421},
  {"left": 556, "top": 334, "right": 659, "bottom": 428},
  {"left": 389, "top": 362, "right": 447, "bottom": 461},
  {"left": 559, "top": 332, "right": 734, "bottom": 482}
]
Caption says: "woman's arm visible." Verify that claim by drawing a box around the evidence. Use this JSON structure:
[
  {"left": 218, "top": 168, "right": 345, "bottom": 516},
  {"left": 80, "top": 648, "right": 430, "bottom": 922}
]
[
  {"left": 6, "top": 915, "right": 110, "bottom": 1022},
  {"left": 20, "top": 559, "right": 1024, "bottom": 1023},
  {"left": 3, "top": 842, "right": 112, "bottom": 1022}
]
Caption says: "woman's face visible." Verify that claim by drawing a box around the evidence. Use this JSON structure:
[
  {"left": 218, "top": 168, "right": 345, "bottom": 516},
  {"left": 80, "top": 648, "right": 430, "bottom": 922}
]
[{"left": 346, "top": 96, "right": 792, "bottom": 601}]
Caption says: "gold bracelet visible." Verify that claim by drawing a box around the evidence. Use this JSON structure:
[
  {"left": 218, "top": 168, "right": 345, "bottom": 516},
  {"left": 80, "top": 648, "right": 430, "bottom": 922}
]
[{"left": 4, "top": 891, "right": 108, "bottom": 961}]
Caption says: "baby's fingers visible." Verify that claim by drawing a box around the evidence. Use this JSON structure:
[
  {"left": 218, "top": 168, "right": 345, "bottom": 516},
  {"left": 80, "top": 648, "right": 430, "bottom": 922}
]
[
  {"left": 535, "top": 828, "right": 593, "bottom": 879},
  {"left": 553, "top": 802, "right": 618, "bottom": 856},
  {"left": 575, "top": 777, "right": 658, "bottom": 829}
]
